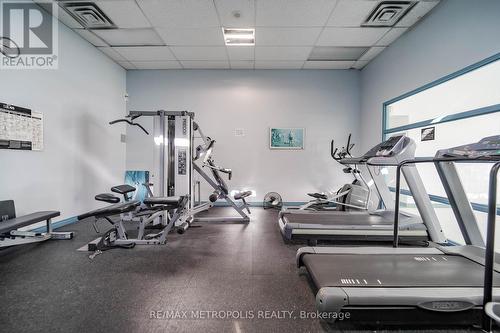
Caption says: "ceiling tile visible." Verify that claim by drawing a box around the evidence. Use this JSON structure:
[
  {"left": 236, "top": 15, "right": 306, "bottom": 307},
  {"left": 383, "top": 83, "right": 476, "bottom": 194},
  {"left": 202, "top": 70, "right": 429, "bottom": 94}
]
[
  {"left": 156, "top": 27, "right": 224, "bottom": 46},
  {"left": 376, "top": 27, "right": 408, "bottom": 46},
  {"left": 56, "top": 4, "right": 83, "bottom": 28},
  {"left": 227, "top": 46, "right": 254, "bottom": 60},
  {"left": 215, "top": 0, "right": 255, "bottom": 27},
  {"left": 93, "top": 28, "right": 164, "bottom": 46},
  {"left": 303, "top": 61, "right": 355, "bottom": 69},
  {"left": 98, "top": 46, "right": 126, "bottom": 61},
  {"left": 136, "top": 0, "right": 220, "bottom": 28},
  {"left": 308, "top": 46, "right": 368, "bottom": 61},
  {"left": 326, "top": 0, "right": 378, "bottom": 27},
  {"left": 171, "top": 47, "right": 228, "bottom": 61},
  {"left": 255, "top": 61, "right": 305, "bottom": 69},
  {"left": 396, "top": 0, "right": 440, "bottom": 27},
  {"left": 132, "top": 61, "right": 182, "bottom": 69},
  {"left": 74, "top": 29, "right": 108, "bottom": 47},
  {"left": 317, "top": 27, "right": 389, "bottom": 46},
  {"left": 358, "top": 46, "right": 385, "bottom": 61},
  {"left": 353, "top": 60, "right": 369, "bottom": 69},
  {"left": 113, "top": 46, "right": 176, "bottom": 61},
  {"left": 117, "top": 61, "right": 136, "bottom": 70},
  {"left": 256, "top": 28, "right": 322, "bottom": 46},
  {"left": 230, "top": 60, "right": 254, "bottom": 69},
  {"left": 255, "top": 46, "right": 312, "bottom": 61},
  {"left": 95, "top": 0, "right": 151, "bottom": 29},
  {"left": 256, "top": 0, "right": 337, "bottom": 27},
  {"left": 180, "top": 61, "right": 230, "bottom": 69}
]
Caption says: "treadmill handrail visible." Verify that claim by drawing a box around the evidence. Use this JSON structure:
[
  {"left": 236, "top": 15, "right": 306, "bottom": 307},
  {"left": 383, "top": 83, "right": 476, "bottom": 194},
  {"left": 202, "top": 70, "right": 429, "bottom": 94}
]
[
  {"left": 391, "top": 156, "right": 500, "bottom": 248},
  {"left": 482, "top": 161, "right": 500, "bottom": 332}
]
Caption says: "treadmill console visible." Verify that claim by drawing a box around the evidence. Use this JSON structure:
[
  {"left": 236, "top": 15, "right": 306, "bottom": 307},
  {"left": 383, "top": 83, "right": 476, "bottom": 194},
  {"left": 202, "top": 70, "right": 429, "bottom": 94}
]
[
  {"left": 340, "top": 135, "right": 414, "bottom": 165},
  {"left": 436, "top": 135, "right": 500, "bottom": 160},
  {"left": 375, "top": 135, "right": 406, "bottom": 157},
  {"left": 361, "top": 135, "right": 408, "bottom": 158}
]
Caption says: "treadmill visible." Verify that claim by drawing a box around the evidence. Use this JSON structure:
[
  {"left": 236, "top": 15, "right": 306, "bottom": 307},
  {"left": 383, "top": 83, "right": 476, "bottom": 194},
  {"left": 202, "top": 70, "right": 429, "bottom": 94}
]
[
  {"left": 279, "top": 135, "right": 445, "bottom": 244},
  {"left": 297, "top": 136, "right": 500, "bottom": 327}
]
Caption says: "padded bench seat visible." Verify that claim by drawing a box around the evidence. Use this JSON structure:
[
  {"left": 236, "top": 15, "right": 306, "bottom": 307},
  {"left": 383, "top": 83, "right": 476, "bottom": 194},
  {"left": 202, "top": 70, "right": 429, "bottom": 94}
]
[
  {"left": 234, "top": 191, "right": 252, "bottom": 200},
  {"left": 143, "top": 196, "right": 183, "bottom": 206},
  {"left": 77, "top": 201, "right": 140, "bottom": 221},
  {"left": 95, "top": 193, "right": 120, "bottom": 203},
  {"left": 307, "top": 193, "right": 328, "bottom": 200},
  {"left": 0, "top": 211, "right": 60, "bottom": 234}
]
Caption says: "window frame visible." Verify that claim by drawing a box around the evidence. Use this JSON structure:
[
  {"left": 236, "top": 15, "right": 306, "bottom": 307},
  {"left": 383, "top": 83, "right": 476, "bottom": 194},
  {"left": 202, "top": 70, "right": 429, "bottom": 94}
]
[
  {"left": 381, "top": 52, "right": 500, "bottom": 220},
  {"left": 382, "top": 52, "right": 500, "bottom": 138}
]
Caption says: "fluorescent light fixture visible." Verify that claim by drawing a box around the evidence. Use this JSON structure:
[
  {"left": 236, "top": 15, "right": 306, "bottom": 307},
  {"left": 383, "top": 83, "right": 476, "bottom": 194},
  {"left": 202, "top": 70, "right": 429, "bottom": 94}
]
[{"left": 223, "top": 28, "right": 255, "bottom": 46}]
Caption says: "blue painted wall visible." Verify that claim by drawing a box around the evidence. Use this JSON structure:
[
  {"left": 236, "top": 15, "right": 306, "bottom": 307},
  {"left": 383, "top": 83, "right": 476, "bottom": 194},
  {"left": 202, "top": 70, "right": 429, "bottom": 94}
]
[
  {"left": 0, "top": 19, "right": 127, "bottom": 220},
  {"left": 359, "top": 0, "right": 500, "bottom": 151}
]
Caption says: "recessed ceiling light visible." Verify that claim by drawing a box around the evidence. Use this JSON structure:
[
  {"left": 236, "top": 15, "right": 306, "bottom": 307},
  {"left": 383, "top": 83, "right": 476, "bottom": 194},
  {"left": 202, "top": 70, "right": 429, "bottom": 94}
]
[{"left": 223, "top": 28, "right": 255, "bottom": 46}]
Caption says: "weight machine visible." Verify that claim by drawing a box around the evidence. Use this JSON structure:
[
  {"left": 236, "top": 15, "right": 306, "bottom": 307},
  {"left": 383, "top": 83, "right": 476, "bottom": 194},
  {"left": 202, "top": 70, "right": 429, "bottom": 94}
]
[{"left": 111, "top": 110, "right": 251, "bottom": 234}]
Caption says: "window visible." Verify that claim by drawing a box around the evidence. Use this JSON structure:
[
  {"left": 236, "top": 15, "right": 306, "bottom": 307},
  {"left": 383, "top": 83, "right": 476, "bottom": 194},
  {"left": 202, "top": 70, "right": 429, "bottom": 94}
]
[{"left": 382, "top": 53, "right": 500, "bottom": 246}]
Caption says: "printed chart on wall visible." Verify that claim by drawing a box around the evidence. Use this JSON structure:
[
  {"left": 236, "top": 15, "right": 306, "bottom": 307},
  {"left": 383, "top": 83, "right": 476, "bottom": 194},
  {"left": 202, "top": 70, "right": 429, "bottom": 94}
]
[{"left": 0, "top": 103, "right": 43, "bottom": 151}]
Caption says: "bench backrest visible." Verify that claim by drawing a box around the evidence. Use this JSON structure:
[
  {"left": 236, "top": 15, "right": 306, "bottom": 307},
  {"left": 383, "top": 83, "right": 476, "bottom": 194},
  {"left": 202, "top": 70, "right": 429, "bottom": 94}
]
[{"left": 0, "top": 200, "right": 16, "bottom": 221}]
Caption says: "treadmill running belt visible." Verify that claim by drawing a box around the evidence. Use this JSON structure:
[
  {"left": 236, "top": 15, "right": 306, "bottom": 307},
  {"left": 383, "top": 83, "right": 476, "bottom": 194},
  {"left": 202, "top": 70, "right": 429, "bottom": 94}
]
[
  {"left": 303, "top": 254, "right": 500, "bottom": 288},
  {"left": 283, "top": 212, "right": 394, "bottom": 226}
]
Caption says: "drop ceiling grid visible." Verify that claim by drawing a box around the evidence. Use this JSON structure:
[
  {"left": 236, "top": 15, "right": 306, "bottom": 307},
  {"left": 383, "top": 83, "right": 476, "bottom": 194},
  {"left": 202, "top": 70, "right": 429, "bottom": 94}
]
[
  {"left": 132, "top": 0, "right": 184, "bottom": 69},
  {"left": 212, "top": 0, "right": 232, "bottom": 70},
  {"left": 59, "top": 0, "right": 439, "bottom": 69},
  {"left": 301, "top": 0, "right": 340, "bottom": 69}
]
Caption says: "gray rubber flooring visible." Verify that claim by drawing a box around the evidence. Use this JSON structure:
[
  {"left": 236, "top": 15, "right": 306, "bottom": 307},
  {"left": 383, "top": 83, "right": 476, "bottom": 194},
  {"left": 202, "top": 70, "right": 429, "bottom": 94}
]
[{"left": 0, "top": 207, "right": 485, "bottom": 332}]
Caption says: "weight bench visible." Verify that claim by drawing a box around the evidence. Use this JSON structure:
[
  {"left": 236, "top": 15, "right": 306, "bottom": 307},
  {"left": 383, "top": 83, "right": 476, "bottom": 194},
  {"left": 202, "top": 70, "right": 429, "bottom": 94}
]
[
  {"left": 77, "top": 194, "right": 188, "bottom": 252},
  {"left": 0, "top": 200, "right": 74, "bottom": 248}
]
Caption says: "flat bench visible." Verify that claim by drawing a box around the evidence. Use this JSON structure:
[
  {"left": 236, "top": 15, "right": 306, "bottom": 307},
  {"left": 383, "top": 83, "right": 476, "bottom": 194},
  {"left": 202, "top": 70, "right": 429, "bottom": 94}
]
[
  {"left": 0, "top": 200, "right": 73, "bottom": 248},
  {"left": 0, "top": 211, "right": 60, "bottom": 234}
]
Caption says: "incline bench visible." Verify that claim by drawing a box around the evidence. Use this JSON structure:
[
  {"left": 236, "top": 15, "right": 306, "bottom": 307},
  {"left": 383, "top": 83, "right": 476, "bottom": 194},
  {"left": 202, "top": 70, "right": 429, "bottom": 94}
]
[
  {"left": 77, "top": 185, "right": 188, "bottom": 252},
  {"left": 0, "top": 200, "right": 74, "bottom": 248}
]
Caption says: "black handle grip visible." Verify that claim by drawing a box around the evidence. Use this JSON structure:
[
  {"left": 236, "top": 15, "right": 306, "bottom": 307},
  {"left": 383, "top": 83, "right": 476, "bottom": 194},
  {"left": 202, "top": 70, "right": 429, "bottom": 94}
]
[
  {"left": 331, "top": 139, "right": 341, "bottom": 161},
  {"left": 109, "top": 119, "right": 149, "bottom": 135}
]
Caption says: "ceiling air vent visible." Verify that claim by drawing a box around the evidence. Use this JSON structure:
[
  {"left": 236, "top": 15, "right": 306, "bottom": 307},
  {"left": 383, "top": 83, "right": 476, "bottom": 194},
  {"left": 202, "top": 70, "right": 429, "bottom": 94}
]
[
  {"left": 60, "top": 2, "right": 116, "bottom": 29},
  {"left": 362, "top": 1, "right": 417, "bottom": 27}
]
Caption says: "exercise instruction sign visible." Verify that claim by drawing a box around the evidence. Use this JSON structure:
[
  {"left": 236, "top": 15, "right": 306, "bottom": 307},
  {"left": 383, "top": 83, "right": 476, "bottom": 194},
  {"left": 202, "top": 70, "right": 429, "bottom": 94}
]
[{"left": 0, "top": 103, "right": 43, "bottom": 150}]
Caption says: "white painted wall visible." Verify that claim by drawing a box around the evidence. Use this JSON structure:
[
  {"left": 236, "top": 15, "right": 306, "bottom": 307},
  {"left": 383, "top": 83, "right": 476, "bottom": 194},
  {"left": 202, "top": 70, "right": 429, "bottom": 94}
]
[
  {"left": 359, "top": 0, "right": 500, "bottom": 152},
  {"left": 125, "top": 70, "right": 360, "bottom": 202},
  {"left": 0, "top": 21, "right": 127, "bottom": 219}
]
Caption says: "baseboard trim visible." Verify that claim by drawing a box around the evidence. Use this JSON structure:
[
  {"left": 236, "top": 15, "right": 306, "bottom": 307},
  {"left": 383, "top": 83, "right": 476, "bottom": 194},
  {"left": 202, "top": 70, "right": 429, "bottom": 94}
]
[{"left": 31, "top": 216, "right": 78, "bottom": 233}]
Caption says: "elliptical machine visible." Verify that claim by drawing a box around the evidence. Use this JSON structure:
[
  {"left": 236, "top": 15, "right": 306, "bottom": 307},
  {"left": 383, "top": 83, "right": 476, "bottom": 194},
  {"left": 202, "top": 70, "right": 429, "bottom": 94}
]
[{"left": 299, "top": 134, "right": 377, "bottom": 211}]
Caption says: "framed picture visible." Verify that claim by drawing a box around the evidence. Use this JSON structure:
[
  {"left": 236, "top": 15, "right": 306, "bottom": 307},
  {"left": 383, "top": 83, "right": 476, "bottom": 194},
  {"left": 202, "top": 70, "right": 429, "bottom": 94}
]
[
  {"left": 421, "top": 126, "right": 435, "bottom": 141},
  {"left": 270, "top": 128, "right": 305, "bottom": 150}
]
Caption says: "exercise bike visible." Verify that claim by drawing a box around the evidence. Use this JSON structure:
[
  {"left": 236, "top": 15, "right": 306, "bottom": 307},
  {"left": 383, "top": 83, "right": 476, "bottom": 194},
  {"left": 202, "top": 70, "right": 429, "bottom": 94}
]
[{"left": 299, "top": 134, "right": 376, "bottom": 211}]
